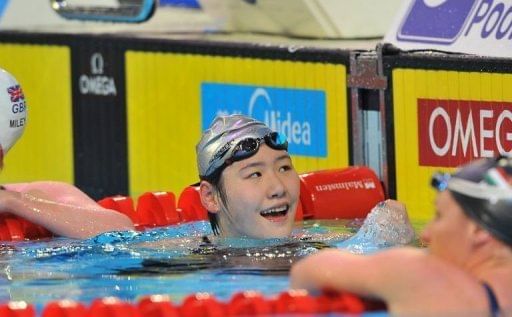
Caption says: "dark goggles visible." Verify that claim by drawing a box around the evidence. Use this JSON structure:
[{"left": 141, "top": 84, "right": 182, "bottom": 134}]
[
  {"left": 431, "top": 172, "right": 451, "bottom": 191},
  {"left": 205, "top": 132, "right": 288, "bottom": 178},
  {"left": 224, "top": 131, "right": 288, "bottom": 166},
  {"left": 431, "top": 156, "right": 512, "bottom": 192}
]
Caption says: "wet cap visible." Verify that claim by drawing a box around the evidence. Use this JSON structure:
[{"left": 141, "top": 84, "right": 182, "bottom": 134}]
[
  {"left": 432, "top": 156, "right": 512, "bottom": 246},
  {"left": 0, "top": 68, "right": 26, "bottom": 155},
  {"left": 197, "top": 114, "right": 273, "bottom": 178}
]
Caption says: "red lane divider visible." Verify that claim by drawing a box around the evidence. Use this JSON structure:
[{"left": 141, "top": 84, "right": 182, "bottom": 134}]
[
  {"left": 98, "top": 192, "right": 183, "bottom": 231},
  {"left": 177, "top": 186, "right": 208, "bottom": 222},
  {"left": 317, "top": 292, "right": 366, "bottom": 313},
  {"left": 0, "top": 215, "right": 53, "bottom": 242},
  {"left": 273, "top": 289, "right": 319, "bottom": 314},
  {"left": 0, "top": 301, "right": 35, "bottom": 317},
  {"left": 137, "top": 295, "right": 180, "bottom": 317},
  {"left": 97, "top": 196, "right": 138, "bottom": 224},
  {"left": 87, "top": 297, "right": 140, "bottom": 317},
  {"left": 41, "top": 300, "right": 87, "bottom": 317},
  {"left": 300, "top": 166, "right": 385, "bottom": 219},
  {"left": 20, "top": 219, "right": 53, "bottom": 241},
  {"left": 226, "top": 291, "right": 272, "bottom": 316},
  {"left": 137, "top": 192, "right": 180, "bottom": 229},
  {"left": 180, "top": 293, "right": 225, "bottom": 317},
  {"left": 6, "top": 290, "right": 378, "bottom": 317}
]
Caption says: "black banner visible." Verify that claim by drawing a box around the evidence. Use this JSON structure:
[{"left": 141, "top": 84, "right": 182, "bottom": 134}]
[{"left": 71, "top": 39, "right": 128, "bottom": 200}]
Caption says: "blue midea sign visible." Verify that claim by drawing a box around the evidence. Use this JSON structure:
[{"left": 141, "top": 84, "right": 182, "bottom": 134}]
[{"left": 201, "top": 83, "right": 327, "bottom": 157}]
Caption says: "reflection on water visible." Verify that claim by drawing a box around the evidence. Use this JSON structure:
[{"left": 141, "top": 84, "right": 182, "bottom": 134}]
[{"left": 123, "top": 239, "right": 332, "bottom": 276}]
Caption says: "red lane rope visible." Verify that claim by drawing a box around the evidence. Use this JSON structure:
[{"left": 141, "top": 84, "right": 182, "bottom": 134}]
[{"left": 0, "top": 290, "right": 385, "bottom": 317}]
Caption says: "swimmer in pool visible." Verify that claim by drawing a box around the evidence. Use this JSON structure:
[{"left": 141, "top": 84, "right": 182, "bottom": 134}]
[
  {"left": 291, "top": 156, "right": 512, "bottom": 315},
  {"left": 114, "top": 113, "right": 330, "bottom": 275},
  {"left": 0, "top": 68, "right": 134, "bottom": 239},
  {"left": 142, "top": 114, "right": 412, "bottom": 244},
  {"left": 126, "top": 114, "right": 412, "bottom": 274}
]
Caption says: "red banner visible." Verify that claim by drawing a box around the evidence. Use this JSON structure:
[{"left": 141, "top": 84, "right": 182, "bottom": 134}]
[{"left": 418, "top": 99, "right": 512, "bottom": 167}]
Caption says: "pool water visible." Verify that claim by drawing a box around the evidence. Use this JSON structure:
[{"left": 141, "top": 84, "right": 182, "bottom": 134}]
[{"left": 0, "top": 204, "right": 416, "bottom": 315}]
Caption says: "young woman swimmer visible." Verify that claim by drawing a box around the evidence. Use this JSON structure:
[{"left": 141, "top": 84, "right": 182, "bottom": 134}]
[
  {"left": 290, "top": 157, "right": 512, "bottom": 316},
  {"left": 0, "top": 68, "right": 134, "bottom": 239},
  {"left": 196, "top": 114, "right": 413, "bottom": 243}
]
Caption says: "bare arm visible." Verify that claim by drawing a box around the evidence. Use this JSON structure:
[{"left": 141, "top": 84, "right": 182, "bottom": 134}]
[
  {"left": 0, "top": 181, "right": 134, "bottom": 239},
  {"left": 291, "top": 247, "right": 494, "bottom": 314},
  {"left": 290, "top": 247, "right": 428, "bottom": 301}
]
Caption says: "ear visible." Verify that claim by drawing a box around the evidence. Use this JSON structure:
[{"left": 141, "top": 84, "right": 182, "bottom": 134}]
[
  {"left": 471, "top": 224, "right": 492, "bottom": 248},
  {"left": 199, "top": 180, "right": 220, "bottom": 213}
]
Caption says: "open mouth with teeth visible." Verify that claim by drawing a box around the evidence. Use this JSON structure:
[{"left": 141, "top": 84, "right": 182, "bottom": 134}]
[{"left": 260, "top": 205, "right": 289, "bottom": 221}]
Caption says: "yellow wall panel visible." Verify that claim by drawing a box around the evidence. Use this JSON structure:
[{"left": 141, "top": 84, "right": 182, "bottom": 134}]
[
  {"left": 126, "top": 52, "right": 348, "bottom": 197},
  {"left": 0, "top": 44, "right": 73, "bottom": 183},
  {"left": 393, "top": 69, "right": 512, "bottom": 225}
]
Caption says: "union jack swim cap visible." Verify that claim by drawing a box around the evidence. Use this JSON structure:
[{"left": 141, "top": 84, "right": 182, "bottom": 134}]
[{"left": 0, "top": 68, "right": 26, "bottom": 156}]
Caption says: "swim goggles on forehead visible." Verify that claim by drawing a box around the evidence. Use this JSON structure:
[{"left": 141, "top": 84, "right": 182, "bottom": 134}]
[
  {"left": 431, "top": 156, "right": 512, "bottom": 193},
  {"left": 206, "top": 132, "right": 288, "bottom": 177},
  {"left": 430, "top": 170, "right": 512, "bottom": 194}
]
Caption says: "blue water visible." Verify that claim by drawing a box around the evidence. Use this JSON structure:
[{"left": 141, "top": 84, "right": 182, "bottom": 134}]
[{"left": 0, "top": 205, "right": 415, "bottom": 316}]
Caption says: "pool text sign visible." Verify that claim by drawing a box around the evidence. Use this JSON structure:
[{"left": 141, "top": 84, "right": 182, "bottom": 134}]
[
  {"left": 418, "top": 99, "right": 512, "bottom": 167},
  {"left": 384, "top": 0, "right": 512, "bottom": 58}
]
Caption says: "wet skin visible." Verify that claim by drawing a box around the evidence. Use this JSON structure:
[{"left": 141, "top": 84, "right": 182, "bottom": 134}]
[
  {"left": 421, "top": 190, "right": 478, "bottom": 268},
  {"left": 213, "top": 144, "right": 300, "bottom": 239}
]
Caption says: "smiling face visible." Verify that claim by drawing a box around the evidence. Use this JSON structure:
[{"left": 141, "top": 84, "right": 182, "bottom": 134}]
[
  {"left": 420, "top": 191, "right": 477, "bottom": 267},
  {"left": 210, "top": 144, "right": 300, "bottom": 239}
]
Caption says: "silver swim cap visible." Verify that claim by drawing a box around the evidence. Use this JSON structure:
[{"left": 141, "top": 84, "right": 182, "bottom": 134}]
[
  {"left": 0, "top": 68, "right": 27, "bottom": 156},
  {"left": 197, "top": 114, "right": 285, "bottom": 179},
  {"left": 431, "top": 156, "right": 512, "bottom": 246}
]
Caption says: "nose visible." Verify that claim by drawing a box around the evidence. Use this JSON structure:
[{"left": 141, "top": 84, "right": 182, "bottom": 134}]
[{"left": 267, "top": 171, "right": 286, "bottom": 199}]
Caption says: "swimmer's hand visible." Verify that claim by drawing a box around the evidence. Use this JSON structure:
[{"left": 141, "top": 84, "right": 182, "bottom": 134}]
[{"left": 380, "top": 199, "right": 406, "bottom": 214}]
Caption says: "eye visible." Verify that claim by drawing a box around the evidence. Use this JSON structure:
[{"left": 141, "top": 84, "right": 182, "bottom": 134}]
[
  {"left": 279, "top": 164, "right": 292, "bottom": 172},
  {"left": 248, "top": 172, "right": 262, "bottom": 178}
]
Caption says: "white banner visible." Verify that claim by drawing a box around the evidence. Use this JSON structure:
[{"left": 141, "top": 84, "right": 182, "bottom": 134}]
[{"left": 384, "top": 0, "right": 512, "bottom": 58}]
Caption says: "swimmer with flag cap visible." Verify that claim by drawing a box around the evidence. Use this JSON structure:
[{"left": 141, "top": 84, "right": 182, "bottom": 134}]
[
  {"left": 291, "top": 157, "right": 512, "bottom": 315},
  {"left": 0, "top": 68, "right": 134, "bottom": 239},
  {"left": 0, "top": 68, "right": 27, "bottom": 169}
]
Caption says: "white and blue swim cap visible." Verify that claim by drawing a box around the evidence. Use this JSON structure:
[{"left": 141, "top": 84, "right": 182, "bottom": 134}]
[{"left": 0, "top": 68, "right": 26, "bottom": 156}]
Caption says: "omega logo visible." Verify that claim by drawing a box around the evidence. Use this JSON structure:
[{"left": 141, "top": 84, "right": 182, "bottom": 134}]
[{"left": 79, "top": 52, "right": 117, "bottom": 96}]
